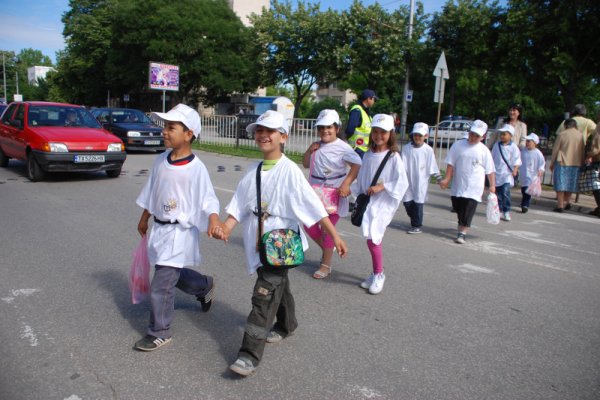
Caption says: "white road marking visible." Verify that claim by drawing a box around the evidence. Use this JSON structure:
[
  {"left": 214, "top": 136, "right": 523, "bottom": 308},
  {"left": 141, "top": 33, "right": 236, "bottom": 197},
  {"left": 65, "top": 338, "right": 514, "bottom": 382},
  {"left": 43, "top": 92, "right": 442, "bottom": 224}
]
[
  {"left": 21, "top": 325, "right": 38, "bottom": 347},
  {"left": 64, "top": 396, "right": 83, "bottom": 400},
  {"left": 11, "top": 288, "right": 39, "bottom": 297},
  {"left": 349, "top": 385, "right": 383, "bottom": 399},
  {"left": 448, "top": 263, "right": 498, "bottom": 274},
  {"left": 214, "top": 186, "right": 235, "bottom": 194},
  {"left": 530, "top": 209, "right": 600, "bottom": 224}
]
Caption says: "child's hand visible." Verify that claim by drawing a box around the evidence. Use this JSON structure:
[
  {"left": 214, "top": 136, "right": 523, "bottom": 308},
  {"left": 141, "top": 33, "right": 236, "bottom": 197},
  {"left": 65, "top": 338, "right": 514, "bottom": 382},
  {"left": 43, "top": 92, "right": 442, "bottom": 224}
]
[
  {"left": 338, "top": 182, "right": 351, "bottom": 197},
  {"left": 439, "top": 179, "right": 450, "bottom": 190},
  {"left": 367, "top": 184, "right": 384, "bottom": 196},
  {"left": 308, "top": 142, "right": 321, "bottom": 153},
  {"left": 334, "top": 238, "right": 348, "bottom": 258},
  {"left": 207, "top": 221, "right": 224, "bottom": 239}
]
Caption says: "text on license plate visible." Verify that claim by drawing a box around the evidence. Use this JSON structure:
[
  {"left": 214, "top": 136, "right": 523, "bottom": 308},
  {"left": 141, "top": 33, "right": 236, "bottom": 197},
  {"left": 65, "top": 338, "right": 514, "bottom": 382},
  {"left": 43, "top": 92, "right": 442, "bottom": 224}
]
[
  {"left": 74, "top": 155, "right": 105, "bottom": 163},
  {"left": 144, "top": 140, "right": 161, "bottom": 145}
]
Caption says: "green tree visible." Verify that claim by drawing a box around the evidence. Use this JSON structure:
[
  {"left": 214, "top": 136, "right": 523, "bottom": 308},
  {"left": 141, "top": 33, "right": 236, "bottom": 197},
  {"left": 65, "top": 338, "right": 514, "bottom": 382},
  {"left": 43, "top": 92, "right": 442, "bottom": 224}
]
[
  {"left": 250, "top": 1, "right": 344, "bottom": 117},
  {"left": 108, "top": 0, "right": 260, "bottom": 106}
]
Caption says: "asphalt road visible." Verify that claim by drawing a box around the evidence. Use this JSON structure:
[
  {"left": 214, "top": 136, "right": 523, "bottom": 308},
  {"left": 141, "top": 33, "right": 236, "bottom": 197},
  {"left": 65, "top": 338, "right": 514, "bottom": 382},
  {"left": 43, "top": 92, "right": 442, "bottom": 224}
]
[{"left": 1, "top": 151, "right": 599, "bottom": 400}]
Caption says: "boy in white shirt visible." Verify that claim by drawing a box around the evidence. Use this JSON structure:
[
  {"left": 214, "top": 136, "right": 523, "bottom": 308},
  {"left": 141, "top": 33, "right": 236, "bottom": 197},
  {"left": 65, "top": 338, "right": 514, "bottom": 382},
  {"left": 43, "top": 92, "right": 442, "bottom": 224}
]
[
  {"left": 519, "top": 133, "right": 546, "bottom": 213},
  {"left": 134, "top": 104, "right": 221, "bottom": 351},
  {"left": 402, "top": 122, "right": 441, "bottom": 233},
  {"left": 492, "top": 124, "right": 522, "bottom": 221},
  {"left": 217, "top": 110, "right": 348, "bottom": 376},
  {"left": 440, "top": 120, "right": 496, "bottom": 244}
]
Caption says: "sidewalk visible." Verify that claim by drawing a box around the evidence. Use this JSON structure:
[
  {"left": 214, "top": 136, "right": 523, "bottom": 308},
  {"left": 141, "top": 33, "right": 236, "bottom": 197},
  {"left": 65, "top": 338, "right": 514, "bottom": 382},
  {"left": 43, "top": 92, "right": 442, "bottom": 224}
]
[{"left": 512, "top": 187, "right": 598, "bottom": 215}]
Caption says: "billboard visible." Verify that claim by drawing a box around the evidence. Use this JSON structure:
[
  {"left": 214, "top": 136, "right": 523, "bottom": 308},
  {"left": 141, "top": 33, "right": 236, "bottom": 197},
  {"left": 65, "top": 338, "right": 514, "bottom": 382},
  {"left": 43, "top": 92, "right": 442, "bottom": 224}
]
[{"left": 148, "top": 62, "right": 179, "bottom": 91}]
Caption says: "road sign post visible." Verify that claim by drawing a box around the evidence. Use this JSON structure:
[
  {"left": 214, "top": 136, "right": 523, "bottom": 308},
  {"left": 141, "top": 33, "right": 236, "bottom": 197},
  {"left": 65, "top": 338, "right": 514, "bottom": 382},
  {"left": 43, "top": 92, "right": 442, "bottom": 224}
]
[{"left": 432, "top": 51, "right": 449, "bottom": 152}]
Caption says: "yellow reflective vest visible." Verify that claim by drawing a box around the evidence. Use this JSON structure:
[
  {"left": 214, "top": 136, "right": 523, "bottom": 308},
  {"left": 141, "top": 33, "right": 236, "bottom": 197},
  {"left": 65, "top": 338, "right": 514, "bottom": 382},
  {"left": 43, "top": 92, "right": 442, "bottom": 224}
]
[{"left": 348, "top": 104, "right": 372, "bottom": 152}]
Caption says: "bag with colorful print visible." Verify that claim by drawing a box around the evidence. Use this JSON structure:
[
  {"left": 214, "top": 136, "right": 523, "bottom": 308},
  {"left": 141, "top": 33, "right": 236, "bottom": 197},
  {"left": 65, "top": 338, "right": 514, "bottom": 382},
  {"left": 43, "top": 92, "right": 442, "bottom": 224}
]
[{"left": 256, "top": 163, "right": 305, "bottom": 269}]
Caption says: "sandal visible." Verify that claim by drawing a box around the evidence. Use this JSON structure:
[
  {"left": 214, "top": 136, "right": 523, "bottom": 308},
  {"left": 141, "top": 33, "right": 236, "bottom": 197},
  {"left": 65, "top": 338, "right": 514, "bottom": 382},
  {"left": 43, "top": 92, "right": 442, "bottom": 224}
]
[{"left": 312, "top": 263, "right": 331, "bottom": 279}]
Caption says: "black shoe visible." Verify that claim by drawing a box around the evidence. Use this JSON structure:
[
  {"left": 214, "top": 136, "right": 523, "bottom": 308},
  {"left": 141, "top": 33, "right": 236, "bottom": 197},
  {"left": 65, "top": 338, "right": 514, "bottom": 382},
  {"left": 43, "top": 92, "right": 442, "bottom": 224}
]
[
  {"left": 134, "top": 335, "right": 172, "bottom": 351},
  {"left": 564, "top": 203, "right": 572, "bottom": 210},
  {"left": 521, "top": 207, "right": 528, "bottom": 214},
  {"left": 197, "top": 282, "right": 215, "bottom": 312},
  {"left": 553, "top": 207, "right": 564, "bottom": 213}
]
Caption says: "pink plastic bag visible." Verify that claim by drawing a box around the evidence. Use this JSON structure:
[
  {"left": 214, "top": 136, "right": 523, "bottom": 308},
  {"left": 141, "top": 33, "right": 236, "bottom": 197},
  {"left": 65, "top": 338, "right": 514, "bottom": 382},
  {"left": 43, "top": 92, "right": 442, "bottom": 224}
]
[
  {"left": 486, "top": 193, "right": 501, "bottom": 225},
  {"left": 526, "top": 176, "right": 542, "bottom": 198},
  {"left": 129, "top": 235, "right": 150, "bottom": 304}
]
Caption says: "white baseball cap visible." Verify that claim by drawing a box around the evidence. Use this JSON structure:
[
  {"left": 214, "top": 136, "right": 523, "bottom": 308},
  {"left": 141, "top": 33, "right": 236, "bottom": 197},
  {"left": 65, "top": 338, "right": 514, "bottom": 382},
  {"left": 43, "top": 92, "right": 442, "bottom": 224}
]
[
  {"left": 246, "top": 110, "right": 289, "bottom": 135},
  {"left": 469, "top": 119, "right": 488, "bottom": 136},
  {"left": 371, "top": 114, "right": 395, "bottom": 131},
  {"left": 525, "top": 132, "right": 540, "bottom": 144},
  {"left": 411, "top": 122, "right": 429, "bottom": 136},
  {"left": 151, "top": 104, "right": 201, "bottom": 138},
  {"left": 499, "top": 124, "right": 515, "bottom": 136},
  {"left": 315, "top": 109, "right": 341, "bottom": 127}
]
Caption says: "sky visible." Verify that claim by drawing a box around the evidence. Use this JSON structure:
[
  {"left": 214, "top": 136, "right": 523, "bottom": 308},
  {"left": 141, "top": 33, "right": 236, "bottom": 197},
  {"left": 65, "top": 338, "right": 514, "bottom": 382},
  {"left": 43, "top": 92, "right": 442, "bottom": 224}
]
[{"left": 0, "top": 0, "right": 450, "bottom": 64}]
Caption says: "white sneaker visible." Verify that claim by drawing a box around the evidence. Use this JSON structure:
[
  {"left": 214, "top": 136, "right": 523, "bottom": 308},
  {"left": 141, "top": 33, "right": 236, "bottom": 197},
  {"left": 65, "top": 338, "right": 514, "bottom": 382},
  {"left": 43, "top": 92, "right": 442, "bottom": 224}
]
[
  {"left": 501, "top": 212, "right": 511, "bottom": 221},
  {"left": 360, "top": 273, "right": 374, "bottom": 289},
  {"left": 368, "top": 272, "right": 385, "bottom": 295}
]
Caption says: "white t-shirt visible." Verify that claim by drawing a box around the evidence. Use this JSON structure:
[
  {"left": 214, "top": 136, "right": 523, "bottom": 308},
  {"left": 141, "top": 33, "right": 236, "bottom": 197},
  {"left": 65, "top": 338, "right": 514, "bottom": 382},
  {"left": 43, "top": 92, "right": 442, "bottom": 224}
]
[
  {"left": 492, "top": 141, "right": 522, "bottom": 186},
  {"left": 401, "top": 142, "right": 440, "bottom": 203},
  {"left": 444, "top": 140, "right": 495, "bottom": 202},
  {"left": 136, "top": 151, "right": 220, "bottom": 268},
  {"left": 226, "top": 155, "right": 328, "bottom": 275},
  {"left": 309, "top": 138, "right": 362, "bottom": 217},
  {"left": 519, "top": 148, "right": 546, "bottom": 187},
  {"left": 353, "top": 150, "right": 409, "bottom": 245}
]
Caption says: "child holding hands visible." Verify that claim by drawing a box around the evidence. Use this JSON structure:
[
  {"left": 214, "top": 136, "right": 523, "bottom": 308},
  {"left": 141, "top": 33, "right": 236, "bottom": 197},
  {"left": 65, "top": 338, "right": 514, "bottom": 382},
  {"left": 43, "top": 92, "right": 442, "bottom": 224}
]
[
  {"left": 134, "top": 104, "right": 221, "bottom": 351},
  {"left": 354, "top": 114, "right": 409, "bottom": 295},
  {"left": 302, "top": 109, "right": 361, "bottom": 279},
  {"left": 216, "top": 110, "right": 347, "bottom": 376},
  {"left": 519, "top": 133, "right": 546, "bottom": 213}
]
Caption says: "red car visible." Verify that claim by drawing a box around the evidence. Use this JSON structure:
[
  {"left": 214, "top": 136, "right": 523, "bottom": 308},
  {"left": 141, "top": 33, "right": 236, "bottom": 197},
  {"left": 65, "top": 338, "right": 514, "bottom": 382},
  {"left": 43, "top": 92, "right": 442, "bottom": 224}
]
[{"left": 0, "top": 101, "right": 126, "bottom": 181}]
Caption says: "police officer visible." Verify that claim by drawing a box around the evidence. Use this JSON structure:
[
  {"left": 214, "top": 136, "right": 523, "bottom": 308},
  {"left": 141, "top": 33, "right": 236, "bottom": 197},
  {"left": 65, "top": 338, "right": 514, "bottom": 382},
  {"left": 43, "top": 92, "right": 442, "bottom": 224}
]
[{"left": 345, "top": 89, "right": 377, "bottom": 159}]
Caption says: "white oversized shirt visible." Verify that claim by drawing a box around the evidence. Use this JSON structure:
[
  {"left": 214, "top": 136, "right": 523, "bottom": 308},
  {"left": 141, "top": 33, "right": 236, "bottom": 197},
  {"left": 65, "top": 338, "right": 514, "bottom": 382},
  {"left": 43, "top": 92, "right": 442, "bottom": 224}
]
[
  {"left": 309, "top": 138, "right": 362, "bottom": 217},
  {"left": 401, "top": 142, "right": 440, "bottom": 203},
  {"left": 492, "top": 141, "right": 522, "bottom": 186},
  {"left": 226, "top": 155, "right": 328, "bottom": 275},
  {"left": 136, "top": 151, "right": 220, "bottom": 268},
  {"left": 353, "top": 150, "right": 409, "bottom": 245},
  {"left": 519, "top": 148, "right": 546, "bottom": 187},
  {"left": 445, "top": 140, "right": 495, "bottom": 202}
]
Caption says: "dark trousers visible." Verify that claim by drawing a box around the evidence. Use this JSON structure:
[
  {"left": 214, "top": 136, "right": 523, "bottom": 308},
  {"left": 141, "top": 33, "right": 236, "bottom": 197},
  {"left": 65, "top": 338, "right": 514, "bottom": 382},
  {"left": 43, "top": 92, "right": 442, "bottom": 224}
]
[
  {"left": 148, "top": 265, "right": 212, "bottom": 338},
  {"left": 594, "top": 190, "right": 600, "bottom": 209},
  {"left": 521, "top": 186, "right": 532, "bottom": 208},
  {"left": 495, "top": 183, "right": 512, "bottom": 212},
  {"left": 403, "top": 200, "right": 424, "bottom": 228},
  {"left": 451, "top": 196, "right": 478, "bottom": 227},
  {"left": 238, "top": 267, "right": 297, "bottom": 365}
]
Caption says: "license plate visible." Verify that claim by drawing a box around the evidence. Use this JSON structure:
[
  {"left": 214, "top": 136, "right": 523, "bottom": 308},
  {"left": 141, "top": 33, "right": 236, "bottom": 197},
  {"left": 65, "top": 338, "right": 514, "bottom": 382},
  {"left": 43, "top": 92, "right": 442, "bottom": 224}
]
[
  {"left": 144, "top": 140, "right": 161, "bottom": 145},
  {"left": 74, "top": 155, "right": 105, "bottom": 163}
]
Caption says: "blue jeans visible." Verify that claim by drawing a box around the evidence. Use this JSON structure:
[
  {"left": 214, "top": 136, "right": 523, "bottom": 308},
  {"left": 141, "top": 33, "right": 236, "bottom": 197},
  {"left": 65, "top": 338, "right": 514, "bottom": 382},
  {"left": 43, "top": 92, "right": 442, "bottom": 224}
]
[
  {"left": 148, "top": 265, "right": 212, "bottom": 338},
  {"left": 495, "top": 183, "right": 512, "bottom": 212},
  {"left": 521, "top": 186, "right": 531, "bottom": 208},
  {"left": 403, "top": 201, "right": 424, "bottom": 228}
]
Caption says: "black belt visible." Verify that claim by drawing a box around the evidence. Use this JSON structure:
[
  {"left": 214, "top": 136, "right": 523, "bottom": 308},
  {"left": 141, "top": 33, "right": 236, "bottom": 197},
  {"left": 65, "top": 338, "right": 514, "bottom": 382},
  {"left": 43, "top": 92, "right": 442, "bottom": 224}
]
[
  {"left": 154, "top": 216, "right": 178, "bottom": 225},
  {"left": 310, "top": 174, "right": 345, "bottom": 181}
]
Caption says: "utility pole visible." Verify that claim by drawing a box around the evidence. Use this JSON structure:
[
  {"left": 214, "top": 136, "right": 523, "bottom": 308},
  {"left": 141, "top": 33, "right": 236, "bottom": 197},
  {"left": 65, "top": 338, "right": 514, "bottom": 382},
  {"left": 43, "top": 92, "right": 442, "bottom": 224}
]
[
  {"left": 400, "top": 0, "right": 415, "bottom": 138},
  {"left": 2, "top": 53, "right": 6, "bottom": 101}
]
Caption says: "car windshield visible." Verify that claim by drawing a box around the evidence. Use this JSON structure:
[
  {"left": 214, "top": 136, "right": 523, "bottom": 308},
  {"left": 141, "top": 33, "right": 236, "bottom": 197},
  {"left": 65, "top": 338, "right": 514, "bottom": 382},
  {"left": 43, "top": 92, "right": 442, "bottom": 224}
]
[
  {"left": 110, "top": 109, "right": 152, "bottom": 124},
  {"left": 28, "top": 106, "right": 102, "bottom": 128}
]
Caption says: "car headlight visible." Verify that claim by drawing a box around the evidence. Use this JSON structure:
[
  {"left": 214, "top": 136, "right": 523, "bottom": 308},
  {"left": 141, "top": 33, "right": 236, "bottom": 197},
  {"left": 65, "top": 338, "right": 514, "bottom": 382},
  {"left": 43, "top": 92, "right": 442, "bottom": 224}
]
[
  {"left": 127, "top": 131, "right": 141, "bottom": 137},
  {"left": 107, "top": 143, "right": 124, "bottom": 152},
  {"left": 46, "top": 142, "right": 68, "bottom": 152}
]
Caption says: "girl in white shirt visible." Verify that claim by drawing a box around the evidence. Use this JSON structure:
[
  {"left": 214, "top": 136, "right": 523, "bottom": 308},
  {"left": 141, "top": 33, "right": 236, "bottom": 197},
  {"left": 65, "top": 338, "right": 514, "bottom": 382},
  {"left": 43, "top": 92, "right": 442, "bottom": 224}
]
[
  {"left": 354, "top": 114, "right": 409, "bottom": 295},
  {"left": 302, "top": 109, "right": 361, "bottom": 279},
  {"left": 519, "top": 133, "right": 546, "bottom": 213}
]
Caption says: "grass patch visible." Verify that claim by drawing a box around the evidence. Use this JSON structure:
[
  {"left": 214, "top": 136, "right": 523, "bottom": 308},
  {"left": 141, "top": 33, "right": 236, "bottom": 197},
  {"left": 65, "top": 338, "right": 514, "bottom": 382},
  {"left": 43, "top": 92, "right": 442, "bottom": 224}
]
[{"left": 193, "top": 142, "right": 303, "bottom": 163}]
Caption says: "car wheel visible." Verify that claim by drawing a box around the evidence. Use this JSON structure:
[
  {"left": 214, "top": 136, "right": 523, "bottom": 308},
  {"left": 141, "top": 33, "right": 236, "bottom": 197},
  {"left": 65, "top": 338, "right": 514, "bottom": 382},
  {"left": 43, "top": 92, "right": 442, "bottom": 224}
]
[
  {"left": 27, "top": 153, "right": 45, "bottom": 182},
  {"left": 0, "top": 147, "right": 9, "bottom": 167},
  {"left": 106, "top": 168, "right": 121, "bottom": 178}
]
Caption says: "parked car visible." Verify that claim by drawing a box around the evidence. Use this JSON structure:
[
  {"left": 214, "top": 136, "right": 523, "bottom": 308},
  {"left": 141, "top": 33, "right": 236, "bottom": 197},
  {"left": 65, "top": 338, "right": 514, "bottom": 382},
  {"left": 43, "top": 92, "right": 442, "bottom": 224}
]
[
  {"left": 90, "top": 108, "right": 164, "bottom": 151},
  {"left": 428, "top": 119, "right": 474, "bottom": 145},
  {"left": 0, "top": 104, "right": 7, "bottom": 117},
  {"left": 0, "top": 101, "right": 126, "bottom": 181}
]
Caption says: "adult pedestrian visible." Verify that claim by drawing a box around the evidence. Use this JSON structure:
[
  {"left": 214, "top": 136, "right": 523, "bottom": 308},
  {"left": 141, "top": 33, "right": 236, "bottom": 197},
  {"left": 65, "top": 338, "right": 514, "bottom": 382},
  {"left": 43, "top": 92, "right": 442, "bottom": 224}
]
[
  {"left": 487, "top": 103, "right": 527, "bottom": 149},
  {"left": 550, "top": 118, "right": 586, "bottom": 212},
  {"left": 556, "top": 104, "right": 597, "bottom": 144},
  {"left": 585, "top": 110, "right": 600, "bottom": 217},
  {"left": 345, "top": 89, "right": 377, "bottom": 159}
]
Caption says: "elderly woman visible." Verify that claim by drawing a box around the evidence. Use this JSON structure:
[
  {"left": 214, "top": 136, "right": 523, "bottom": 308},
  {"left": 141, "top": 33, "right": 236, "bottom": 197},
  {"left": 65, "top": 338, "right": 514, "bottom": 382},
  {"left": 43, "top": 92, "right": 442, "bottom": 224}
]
[
  {"left": 550, "top": 118, "right": 586, "bottom": 212},
  {"left": 585, "top": 112, "right": 600, "bottom": 217},
  {"left": 556, "top": 104, "right": 597, "bottom": 144}
]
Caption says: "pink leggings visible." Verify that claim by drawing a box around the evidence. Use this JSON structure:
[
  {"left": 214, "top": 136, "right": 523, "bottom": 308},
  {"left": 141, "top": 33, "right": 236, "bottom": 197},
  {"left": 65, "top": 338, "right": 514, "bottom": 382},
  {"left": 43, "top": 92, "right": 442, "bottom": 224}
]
[
  {"left": 304, "top": 214, "right": 340, "bottom": 249},
  {"left": 367, "top": 239, "right": 383, "bottom": 274}
]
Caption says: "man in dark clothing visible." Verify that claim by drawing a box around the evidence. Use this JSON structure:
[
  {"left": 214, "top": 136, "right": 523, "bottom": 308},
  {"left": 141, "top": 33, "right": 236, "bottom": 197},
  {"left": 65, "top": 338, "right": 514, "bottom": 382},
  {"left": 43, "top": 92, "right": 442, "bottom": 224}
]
[{"left": 345, "top": 89, "right": 377, "bottom": 159}]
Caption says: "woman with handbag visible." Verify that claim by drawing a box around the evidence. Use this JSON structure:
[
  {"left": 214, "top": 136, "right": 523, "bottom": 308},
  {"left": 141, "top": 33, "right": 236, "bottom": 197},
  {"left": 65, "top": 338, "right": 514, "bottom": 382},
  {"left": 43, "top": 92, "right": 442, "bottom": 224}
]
[
  {"left": 302, "top": 109, "right": 362, "bottom": 279},
  {"left": 353, "top": 114, "right": 408, "bottom": 295}
]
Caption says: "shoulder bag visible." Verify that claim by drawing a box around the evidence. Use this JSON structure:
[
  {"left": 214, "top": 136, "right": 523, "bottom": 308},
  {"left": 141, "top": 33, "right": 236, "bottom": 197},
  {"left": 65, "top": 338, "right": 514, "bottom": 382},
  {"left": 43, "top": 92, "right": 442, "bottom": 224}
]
[
  {"left": 351, "top": 151, "right": 393, "bottom": 227},
  {"left": 256, "top": 163, "right": 304, "bottom": 269},
  {"left": 309, "top": 150, "right": 342, "bottom": 214}
]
